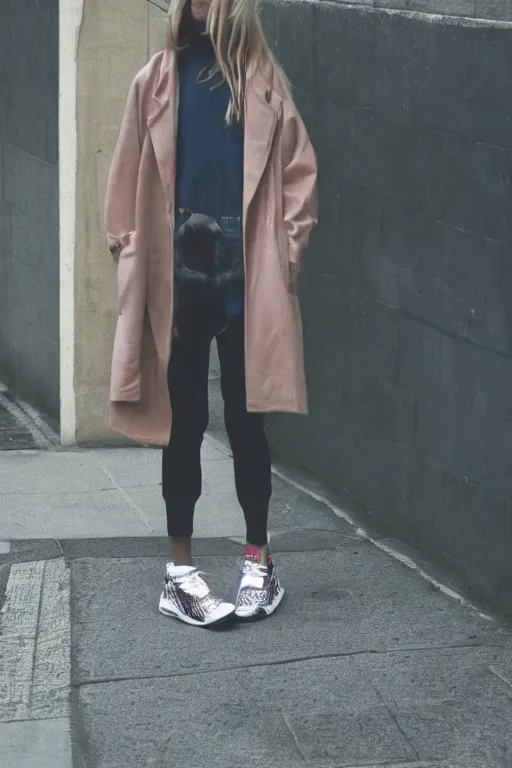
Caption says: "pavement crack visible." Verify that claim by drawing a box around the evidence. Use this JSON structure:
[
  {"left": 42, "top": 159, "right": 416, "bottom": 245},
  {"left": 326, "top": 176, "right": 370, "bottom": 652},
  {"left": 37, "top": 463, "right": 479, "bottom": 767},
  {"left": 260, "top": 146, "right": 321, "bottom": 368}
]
[
  {"left": 329, "top": 763, "right": 451, "bottom": 768},
  {"left": 53, "top": 539, "right": 65, "bottom": 558},
  {"left": 90, "top": 451, "right": 158, "bottom": 535},
  {"left": 280, "top": 709, "right": 308, "bottom": 764},
  {"left": 372, "top": 685, "right": 420, "bottom": 761},
  {"left": 489, "top": 664, "right": 512, "bottom": 689},
  {"left": 27, "top": 561, "right": 46, "bottom": 713},
  {"left": 72, "top": 642, "right": 493, "bottom": 688}
]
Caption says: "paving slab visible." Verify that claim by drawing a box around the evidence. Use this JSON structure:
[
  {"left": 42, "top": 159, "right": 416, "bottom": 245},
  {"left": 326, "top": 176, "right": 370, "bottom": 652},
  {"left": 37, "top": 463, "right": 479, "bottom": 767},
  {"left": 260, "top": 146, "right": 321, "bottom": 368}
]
[
  {"left": 0, "top": 441, "right": 352, "bottom": 540},
  {"left": 354, "top": 645, "right": 509, "bottom": 706},
  {"left": 0, "top": 489, "right": 152, "bottom": 539},
  {"left": 126, "top": 483, "right": 247, "bottom": 538},
  {"left": 95, "top": 441, "right": 251, "bottom": 538},
  {"left": 489, "top": 647, "right": 512, "bottom": 690},
  {"left": 0, "top": 539, "right": 63, "bottom": 567},
  {"left": 112, "top": 442, "right": 351, "bottom": 539},
  {"left": 0, "top": 558, "right": 70, "bottom": 722},
  {"left": 0, "top": 718, "right": 72, "bottom": 768},
  {"left": 72, "top": 643, "right": 512, "bottom": 768},
  {"left": 0, "top": 451, "right": 113, "bottom": 494},
  {"left": 391, "top": 683, "right": 512, "bottom": 766},
  {"left": 0, "top": 556, "right": 72, "bottom": 767},
  {"left": 75, "top": 673, "right": 305, "bottom": 768},
  {"left": 70, "top": 549, "right": 506, "bottom": 686},
  {"left": 0, "top": 560, "right": 45, "bottom": 721},
  {"left": 354, "top": 646, "right": 512, "bottom": 767},
  {"left": 75, "top": 650, "right": 506, "bottom": 768},
  {"left": 92, "top": 440, "right": 225, "bottom": 489},
  {"left": 0, "top": 399, "right": 40, "bottom": 450},
  {"left": 74, "top": 657, "right": 418, "bottom": 768}
]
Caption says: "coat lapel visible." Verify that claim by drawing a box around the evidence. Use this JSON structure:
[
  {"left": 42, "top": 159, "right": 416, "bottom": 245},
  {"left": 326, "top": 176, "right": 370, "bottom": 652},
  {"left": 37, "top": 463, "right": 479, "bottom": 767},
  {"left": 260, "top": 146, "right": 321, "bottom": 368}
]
[
  {"left": 147, "top": 49, "right": 177, "bottom": 217},
  {"left": 244, "top": 71, "right": 281, "bottom": 219}
]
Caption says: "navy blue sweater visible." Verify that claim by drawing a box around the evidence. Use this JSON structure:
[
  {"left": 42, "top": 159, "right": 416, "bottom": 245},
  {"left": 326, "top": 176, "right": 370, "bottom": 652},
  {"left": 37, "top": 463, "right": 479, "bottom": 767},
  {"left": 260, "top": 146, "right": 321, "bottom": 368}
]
[
  {"left": 175, "top": 34, "right": 244, "bottom": 319},
  {"left": 176, "top": 35, "right": 244, "bottom": 220}
]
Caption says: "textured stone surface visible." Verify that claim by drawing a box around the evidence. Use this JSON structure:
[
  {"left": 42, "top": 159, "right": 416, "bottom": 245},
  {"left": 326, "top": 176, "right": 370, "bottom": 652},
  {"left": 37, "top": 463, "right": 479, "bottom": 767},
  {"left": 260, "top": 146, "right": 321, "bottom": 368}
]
[
  {"left": 0, "top": 718, "right": 72, "bottom": 768},
  {"left": 0, "top": 559, "right": 70, "bottom": 722},
  {"left": 0, "top": 0, "right": 59, "bottom": 419},
  {"left": 70, "top": 545, "right": 512, "bottom": 768},
  {"left": 0, "top": 488, "right": 154, "bottom": 540},
  {"left": 0, "top": 450, "right": 114, "bottom": 494},
  {"left": 357, "top": 647, "right": 512, "bottom": 765},
  {"left": 0, "top": 439, "right": 353, "bottom": 540},
  {"left": 0, "top": 560, "right": 45, "bottom": 721},
  {"left": 75, "top": 663, "right": 418, "bottom": 768},
  {"left": 154, "top": 0, "right": 512, "bottom": 22},
  {"left": 0, "top": 401, "right": 39, "bottom": 450},
  {"left": 70, "top": 550, "right": 505, "bottom": 685},
  {"left": 1, "top": 440, "right": 512, "bottom": 767},
  {"left": 258, "top": 0, "right": 512, "bottom": 618},
  {"left": 73, "top": 0, "right": 149, "bottom": 443},
  {"left": 324, "top": 0, "right": 512, "bottom": 21}
]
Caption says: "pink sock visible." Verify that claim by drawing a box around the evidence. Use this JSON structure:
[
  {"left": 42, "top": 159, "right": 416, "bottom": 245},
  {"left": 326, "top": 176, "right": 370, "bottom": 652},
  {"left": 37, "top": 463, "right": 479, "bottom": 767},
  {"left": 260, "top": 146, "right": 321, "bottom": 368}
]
[{"left": 244, "top": 544, "right": 268, "bottom": 564}]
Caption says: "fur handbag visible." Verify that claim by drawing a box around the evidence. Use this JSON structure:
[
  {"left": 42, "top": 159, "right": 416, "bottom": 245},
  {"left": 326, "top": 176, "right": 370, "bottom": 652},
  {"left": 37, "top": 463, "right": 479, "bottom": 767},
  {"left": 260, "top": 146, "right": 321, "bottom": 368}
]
[{"left": 173, "top": 212, "right": 243, "bottom": 337}]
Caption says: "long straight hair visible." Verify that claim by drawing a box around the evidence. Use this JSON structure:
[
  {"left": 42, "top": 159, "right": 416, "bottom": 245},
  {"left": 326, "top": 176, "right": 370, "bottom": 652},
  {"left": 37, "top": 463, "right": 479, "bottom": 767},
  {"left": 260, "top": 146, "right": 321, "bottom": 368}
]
[{"left": 167, "top": 0, "right": 274, "bottom": 123}]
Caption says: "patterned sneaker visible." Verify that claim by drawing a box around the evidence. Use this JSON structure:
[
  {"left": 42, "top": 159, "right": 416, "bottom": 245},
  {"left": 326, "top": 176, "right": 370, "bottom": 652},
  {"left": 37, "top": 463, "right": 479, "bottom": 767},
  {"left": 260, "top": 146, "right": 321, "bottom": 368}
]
[
  {"left": 235, "top": 556, "right": 284, "bottom": 620},
  {"left": 159, "top": 564, "right": 235, "bottom": 627}
]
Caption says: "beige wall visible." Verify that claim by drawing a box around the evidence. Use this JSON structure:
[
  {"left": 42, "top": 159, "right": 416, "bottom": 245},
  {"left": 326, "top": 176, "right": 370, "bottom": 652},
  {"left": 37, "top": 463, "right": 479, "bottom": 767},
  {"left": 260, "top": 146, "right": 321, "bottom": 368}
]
[{"left": 74, "top": 1, "right": 167, "bottom": 443}]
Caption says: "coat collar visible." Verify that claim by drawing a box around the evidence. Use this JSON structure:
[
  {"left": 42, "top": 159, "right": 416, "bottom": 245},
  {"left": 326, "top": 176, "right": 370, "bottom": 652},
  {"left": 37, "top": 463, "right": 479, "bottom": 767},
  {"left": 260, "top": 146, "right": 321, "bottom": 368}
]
[
  {"left": 146, "top": 48, "right": 282, "bottom": 217},
  {"left": 243, "top": 67, "right": 281, "bottom": 215},
  {"left": 146, "top": 49, "right": 178, "bottom": 215}
]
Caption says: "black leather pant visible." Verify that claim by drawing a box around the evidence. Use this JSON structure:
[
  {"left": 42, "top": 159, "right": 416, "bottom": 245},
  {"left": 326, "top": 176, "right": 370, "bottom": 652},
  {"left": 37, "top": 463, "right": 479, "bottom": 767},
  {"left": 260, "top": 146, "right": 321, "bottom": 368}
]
[{"left": 162, "top": 307, "right": 272, "bottom": 546}]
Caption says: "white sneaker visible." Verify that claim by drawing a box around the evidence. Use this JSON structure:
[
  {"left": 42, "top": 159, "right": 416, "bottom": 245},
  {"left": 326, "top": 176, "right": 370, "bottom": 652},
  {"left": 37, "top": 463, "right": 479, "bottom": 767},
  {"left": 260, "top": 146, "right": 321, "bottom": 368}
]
[
  {"left": 159, "top": 564, "right": 235, "bottom": 627},
  {"left": 235, "top": 556, "right": 284, "bottom": 620}
]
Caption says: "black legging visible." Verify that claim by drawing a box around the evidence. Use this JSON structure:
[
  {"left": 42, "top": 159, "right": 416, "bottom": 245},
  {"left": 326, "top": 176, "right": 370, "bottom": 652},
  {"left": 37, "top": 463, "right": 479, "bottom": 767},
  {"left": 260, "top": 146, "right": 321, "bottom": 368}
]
[{"left": 162, "top": 306, "right": 272, "bottom": 546}]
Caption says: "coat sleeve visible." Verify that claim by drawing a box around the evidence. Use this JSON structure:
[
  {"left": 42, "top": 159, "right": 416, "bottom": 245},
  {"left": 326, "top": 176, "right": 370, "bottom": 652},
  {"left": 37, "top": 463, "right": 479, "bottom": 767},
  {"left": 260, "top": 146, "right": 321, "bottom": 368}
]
[
  {"left": 104, "top": 77, "right": 143, "bottom": 262},
  {"left": 280, "top": 90, "right": 318, "bottom": 268}
]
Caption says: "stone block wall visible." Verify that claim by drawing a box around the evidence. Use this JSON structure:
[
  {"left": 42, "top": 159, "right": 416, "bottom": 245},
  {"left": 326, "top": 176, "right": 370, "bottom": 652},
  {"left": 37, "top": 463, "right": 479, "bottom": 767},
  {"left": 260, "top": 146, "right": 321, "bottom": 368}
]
[
  {"left": 0, "top": 0, "right": 59, "bottom": 419},
  {"left": 261, "top": 1, "right": 512, "bottom": 614}
]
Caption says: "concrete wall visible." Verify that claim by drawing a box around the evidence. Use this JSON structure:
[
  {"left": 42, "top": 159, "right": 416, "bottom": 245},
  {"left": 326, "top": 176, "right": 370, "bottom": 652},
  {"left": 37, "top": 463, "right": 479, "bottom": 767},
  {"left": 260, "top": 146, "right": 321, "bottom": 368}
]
[
  {"left": 328, "top": 0, "right": 512, "bottom": 22},
  {"left": 262, "top": 1, "right": 512, "bottom": 615},
  {"left": 0, "top": 0, "right": 59, "bottom": 420},
  {"left": 73, "top": 0, "right": 167, "bottom": 442}
]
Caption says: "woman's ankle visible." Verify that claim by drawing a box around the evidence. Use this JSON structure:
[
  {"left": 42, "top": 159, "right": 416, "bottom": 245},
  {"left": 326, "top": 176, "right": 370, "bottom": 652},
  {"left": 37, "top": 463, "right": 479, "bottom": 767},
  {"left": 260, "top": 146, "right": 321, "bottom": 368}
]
[
  {"left": 244, "top": 542, "right": 269, "bottom": 564},
  {"left": 169, "top": 536, "right": 193, "bottom": 566}
]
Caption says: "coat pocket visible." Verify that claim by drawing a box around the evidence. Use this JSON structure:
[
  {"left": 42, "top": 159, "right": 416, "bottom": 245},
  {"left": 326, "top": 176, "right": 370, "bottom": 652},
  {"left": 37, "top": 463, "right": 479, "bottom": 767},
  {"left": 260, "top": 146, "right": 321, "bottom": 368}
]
[
  {"left": 110, "top": 315, "right": 142, "bottom": 403},
  {"left": 117, "top": 231, "right": 137, "bottom": 313},
  {"left": 277, "top": 222, "right": 291, "bottom": 289},
  {"left": 111, "top": 230, "right": 144, "bottom": 402}
]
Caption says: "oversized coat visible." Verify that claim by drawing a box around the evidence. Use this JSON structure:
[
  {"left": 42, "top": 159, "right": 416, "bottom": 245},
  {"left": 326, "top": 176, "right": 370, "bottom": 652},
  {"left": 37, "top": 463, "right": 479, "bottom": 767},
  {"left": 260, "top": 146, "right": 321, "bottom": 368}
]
[{"left": 104, "top": 48, "right": 318, "bottom": 447}]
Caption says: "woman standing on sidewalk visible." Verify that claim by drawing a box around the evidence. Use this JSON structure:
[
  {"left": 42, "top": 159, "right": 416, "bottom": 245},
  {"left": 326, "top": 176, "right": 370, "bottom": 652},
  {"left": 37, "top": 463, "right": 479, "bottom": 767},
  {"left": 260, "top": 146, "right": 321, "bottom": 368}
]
[{"left": 105, "top": 0, "right": 317, "bottom": 626}]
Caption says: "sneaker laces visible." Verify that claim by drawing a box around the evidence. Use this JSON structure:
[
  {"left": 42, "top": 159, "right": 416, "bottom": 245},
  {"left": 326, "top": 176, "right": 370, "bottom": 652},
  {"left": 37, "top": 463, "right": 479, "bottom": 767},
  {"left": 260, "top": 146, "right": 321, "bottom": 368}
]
[
  {"left": 175, "top": 570, "right": 222, "bottom": 610},
  {"left": 238, "top": 558, "right": 269, "bottom": 595},
  {"left": 237, "top": 567, "right": 270, "bottom": 608},
  {"left": 242, "top": 558, "right": 268, "bottom": 579}
]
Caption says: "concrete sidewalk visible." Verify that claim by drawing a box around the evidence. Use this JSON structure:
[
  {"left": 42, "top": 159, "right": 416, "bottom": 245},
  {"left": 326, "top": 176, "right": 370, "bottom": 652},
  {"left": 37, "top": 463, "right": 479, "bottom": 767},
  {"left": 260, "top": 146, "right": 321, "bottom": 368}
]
[{"left": 1, "top": 438, "right": 512, "bottom": 767}]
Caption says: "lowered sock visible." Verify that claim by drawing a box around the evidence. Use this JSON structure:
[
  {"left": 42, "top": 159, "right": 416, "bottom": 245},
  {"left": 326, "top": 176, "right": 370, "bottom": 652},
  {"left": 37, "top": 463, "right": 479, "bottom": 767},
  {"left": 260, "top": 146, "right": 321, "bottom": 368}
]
[{"left": 244, "top": 544, "right": 269, "bottom": 565}]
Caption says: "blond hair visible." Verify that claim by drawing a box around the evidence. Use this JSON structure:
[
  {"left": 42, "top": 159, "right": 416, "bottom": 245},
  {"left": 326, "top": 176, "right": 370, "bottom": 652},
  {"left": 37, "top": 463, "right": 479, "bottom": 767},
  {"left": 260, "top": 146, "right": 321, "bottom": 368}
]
[{"left": 167, "top": 0, "right": 274, "bottom": 122}]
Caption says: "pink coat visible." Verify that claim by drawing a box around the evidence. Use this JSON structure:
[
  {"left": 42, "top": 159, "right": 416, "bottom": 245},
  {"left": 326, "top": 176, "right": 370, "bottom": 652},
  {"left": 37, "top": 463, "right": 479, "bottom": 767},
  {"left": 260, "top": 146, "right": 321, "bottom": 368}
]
[{"left": 105, "top": 48, "right": 318, "bottom": 446}]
